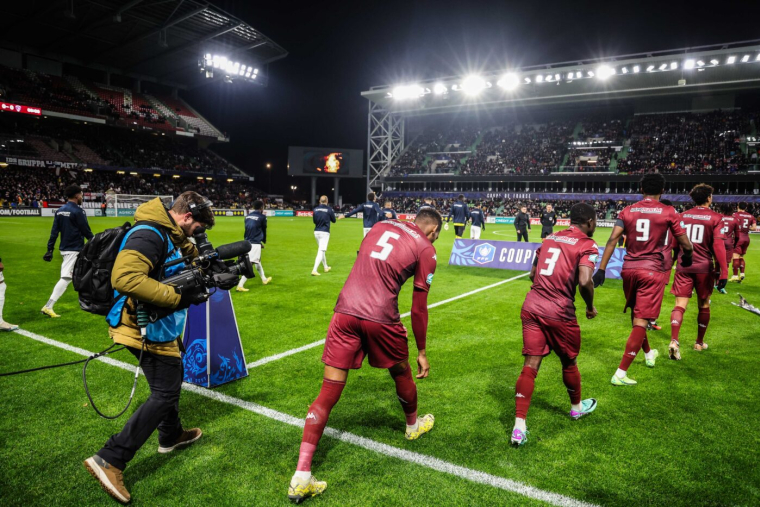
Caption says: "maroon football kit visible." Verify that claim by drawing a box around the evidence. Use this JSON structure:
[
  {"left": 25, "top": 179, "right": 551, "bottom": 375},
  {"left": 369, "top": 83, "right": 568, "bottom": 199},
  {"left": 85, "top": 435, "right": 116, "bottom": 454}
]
[
  {"left": 325, "top": 220, "right": 437, "bottom": 369},
  {"left": 616, "top": 198, "right": 685, "bottom": 319},
  {"left": 720, "top": 215, "right": 740, "bottom": 260},
  {"left": 521, "top": 226, "right": 598, "bottom": 359},
  {"left": 733, "top": 211, "right": 756, "bottom": 255},
  {"left": 671, "top": 207, "right": 727, "bottom": 300}
]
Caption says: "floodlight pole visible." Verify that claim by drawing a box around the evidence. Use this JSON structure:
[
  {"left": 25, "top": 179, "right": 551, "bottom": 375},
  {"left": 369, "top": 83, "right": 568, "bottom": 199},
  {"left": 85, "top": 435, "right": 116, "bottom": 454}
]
[{"left": 366, "top": 100, "right": 404, "bottom": 193}]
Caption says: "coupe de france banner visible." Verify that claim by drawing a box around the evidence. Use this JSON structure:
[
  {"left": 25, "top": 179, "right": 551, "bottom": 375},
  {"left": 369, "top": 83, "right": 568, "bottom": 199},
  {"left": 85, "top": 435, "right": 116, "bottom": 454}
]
[{"left": 448, "top": 239, "right": 626, "bottom": 279}]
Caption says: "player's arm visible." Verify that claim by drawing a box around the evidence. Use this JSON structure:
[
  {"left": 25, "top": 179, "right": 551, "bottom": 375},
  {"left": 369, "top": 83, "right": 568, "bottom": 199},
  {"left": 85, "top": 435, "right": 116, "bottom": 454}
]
[
  {"left": 578, "top": 265, "right": 597, "bottom": 319},
  {"left": 77, "top": 209, "right": 94, "bottom": 241},
  {"left": 594, "top": 224, "right": 625, "bottom": 286},
  {"left": 329, "top": 208, "right": 336, "bottom": 223},
  {"left": 44, "top": 214, "right": 61, "bottom": 260},
  {"left": 751, "top": 217, "right": 757, "bottom": 232},
  {"left": 411, "top": 288, "right": 430, "bottom": 378},
  {"left": 529, "top": 254, "right": 538, "bottom": 282},
  {"left": 342, "top": 205, "right": 360, "bottom": 218},
  {"left": 733, "top": 222, "right": 740, "bottom": 248},
  {"left": 674, "top": 224, "right": 693, "bottom": 267},
  {"left": 713, "top": 220, "right": 728, "bottom": 285}
]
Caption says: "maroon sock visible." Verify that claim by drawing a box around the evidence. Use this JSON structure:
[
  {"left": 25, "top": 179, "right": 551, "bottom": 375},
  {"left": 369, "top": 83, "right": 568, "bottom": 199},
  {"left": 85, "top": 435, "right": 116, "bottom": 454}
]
[
  {"left": 697, "top": 307, "right": 710, "bottom": 345},
  {"left": 618, "top": 325, "right": 647, "bottom": 371},
  {"left": 562, "top": 364, "right": 582, "bottom": 405},
  {"left": 297, "top": 378, "right": 346, "bottom": 471},
  {"left": 732, "top": 258, "right": 740, "bottom": 276},
  {"left": 390, "top": 366, "right": 418, "bottom": 425},
  {"left": 514, "top": 366, "right": 538, "bottom": 419},
  {"left": 740, "top": 259, "right": 745, "bottom": 274},
  {"left": 641, "top": 337, "right": 651, "bottom": 354},
  {"left": 670, "top": 306, "right": 685, "bottom": 343}
]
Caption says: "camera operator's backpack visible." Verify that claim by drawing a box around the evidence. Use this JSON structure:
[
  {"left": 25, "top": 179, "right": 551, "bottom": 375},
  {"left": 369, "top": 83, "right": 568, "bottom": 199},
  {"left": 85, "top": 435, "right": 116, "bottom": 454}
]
[{"left": 73, "top": 222, "right": 169, "bottom": 315}]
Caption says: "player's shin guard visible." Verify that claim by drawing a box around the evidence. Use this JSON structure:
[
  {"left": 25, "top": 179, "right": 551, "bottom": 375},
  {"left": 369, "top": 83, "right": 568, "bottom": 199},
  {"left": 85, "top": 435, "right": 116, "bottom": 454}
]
[
  {"left": 297, "top": 378, "right": 346, "bottom": 472},
  {"left": 618, "top": 325, "right": 647, "bottom": 371},
  {"left": 514, "top": 366, "right": 538, "bottom": 419},
  {"left": 641, "top": 337, "right": 651, "bottom": 354},
  {"left": 697, "top": 307, "right": 710, "bottom": 345},
  {"left": 391, "top": 367, "right": 418, "bottom": 425},
  {"left": 562, "top": 364, "right": 582, "bottom": 405},
  {"left": 670, "top": 306, "right": 685, "bottom": 343},
  {"left": 733, "top": 258, "right": 741, "bottom": 276}
]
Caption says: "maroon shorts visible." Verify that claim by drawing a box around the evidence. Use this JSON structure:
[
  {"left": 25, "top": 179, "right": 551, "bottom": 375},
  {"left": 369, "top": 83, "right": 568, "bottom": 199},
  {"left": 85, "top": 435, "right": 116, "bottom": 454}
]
[
  {"left": 670, "top": 271, "right": 714, "bottom": 300},
  {"left": 521, "top": 310, "right": 581, "bottom": 359},
  {"left": 322, "top": 312, "right": 408, "bottom": 370},
  {"left": 723, "top": 243, "right": 734, "bottom": 261},
  {"left": 735, "top": 236, "right": 750, "bottom": 256},
  {"left": 622, "top": 269, "right": 670, "bottom": 320}
]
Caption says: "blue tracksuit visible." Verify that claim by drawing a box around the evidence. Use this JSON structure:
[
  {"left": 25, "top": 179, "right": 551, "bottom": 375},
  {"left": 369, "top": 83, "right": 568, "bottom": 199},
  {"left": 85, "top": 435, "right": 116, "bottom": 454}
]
[
  {"left": 313, "top": 204, "right": 336, "bottom": 232},
  {"left": 244, "top": 211, "right": 267, "bottom": 244},
  {"left": 447, "top": 200, "right": 470, "bottom": 225},
  {"left": 346, "top": 201, "right": 383, "bottom": 228},
  {"left": 47, "top": 201, "right": 93, "bottom": 252},
  {"left": 470, "top": 209, "right": 486, "bottom": 229},
  {"left": 381, "top": 208, "right": 397, "bottom": 220}
]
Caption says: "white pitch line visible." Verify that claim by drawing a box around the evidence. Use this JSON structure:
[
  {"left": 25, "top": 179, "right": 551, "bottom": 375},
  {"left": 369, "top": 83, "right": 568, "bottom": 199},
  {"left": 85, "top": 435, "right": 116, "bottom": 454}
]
[
  {"left": 246, "top": 271, "right": 531, "bottom": 369},
  {"left": 9, "top": 328, "right": 596, "bottom": 507}
]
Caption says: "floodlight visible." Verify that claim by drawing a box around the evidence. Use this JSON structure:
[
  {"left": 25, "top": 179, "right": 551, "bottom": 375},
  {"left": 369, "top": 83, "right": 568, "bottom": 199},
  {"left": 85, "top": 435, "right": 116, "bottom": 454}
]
[
  {"left": 433, "top": 82, "right": 448, "bottom": 95},
  {"left": 220, "top": 56, "right": 227, "bottom": 68},
  {"left": 633, "top": 65, "right": 640, "bottom": 73},
  {"left": 497, "top": 73, "right": 519, "bottom": 90},
  {"left": 576, "top": 71, "right": 582, "bottom": 79},
  {"left": 596, "top": 65, "right": 615, "bottom": 79},
  {"left": 567, "top": 72, "right": 574, "bottom": 80},
  {"left": 245, "top": 70, "right": 252, "bottom": 77},
  {"left": 756, "top": 54, "right": 760, "bottom": 61},
  {"left": 621, "top": 67, "right": 628, "bottom": 74},
  {"left": 684, "top": 59, "right": 695, "bottom": 69},
  {"left": 535, "top": 74, "right": 543, "bottom": 83},
  {"left": 239, "top": 67, "right": 245, "bottom": 76},
  {"left": 670, "top": 62, "right": 678, "bottom": 70},
  {"left": 524, "top": 77, "right": 531, "bottom": 84},
  {"left": 554, "top": 73, "right": 560, "bottom": 81},
  {"left": 205, "top": 53, "right": 211, "bottom": 60},
  {"left": 254, "top": 68, "right": 259, "bottom": 74},
  {"left": 252, "top": 74, "right": 257, "bottom": 79},
  {"left": 461, "top": 75, "right": 487, "bottom": 95},
  {"left": 710, "top": 59, "right": 719, "bottom": 65},
  {"left": 546, "top": 74, "right": 553, "bottom": 82},
  {"left": 587, "top": 70, "right": 595, "bottom": 78},
  {"left": 212, "top": 55, "right": 220, "bottom": 68},
  {"left": 741, "top": 55, "right": 750, "bottom": 62},
  {"left": 696, "top": 60, "right": 705, "bottom": 67},
  {"left": 646, "top": 65, "right": 654, "bottom": 72},
  {"left": 658, "top": 63, "right": 667, "bottom": 70},
  {"left": 727, "top": 56, "right": 736, "bottom": 64},
  {"left": 392, "top": 84, "right": 424, "bottom": 100}
]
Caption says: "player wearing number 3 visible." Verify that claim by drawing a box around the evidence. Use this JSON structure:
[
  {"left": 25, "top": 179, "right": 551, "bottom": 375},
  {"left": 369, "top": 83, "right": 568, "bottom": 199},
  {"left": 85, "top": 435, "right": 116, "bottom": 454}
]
[
  {"left": 288, "top": 209, "right": 442, "bottom": 503},
  {"left": 594, "top": 174, "right": 693, "bottom": 386}
]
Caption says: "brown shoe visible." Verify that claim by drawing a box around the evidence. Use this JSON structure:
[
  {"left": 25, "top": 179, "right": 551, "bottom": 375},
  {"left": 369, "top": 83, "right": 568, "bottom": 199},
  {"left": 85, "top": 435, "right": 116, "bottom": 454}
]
[
  {"left": 84, "top": 455, "right": 130, "bottom": 504},
  {"left": 158, "top": 428, "right": 203, "bottom": 454}
]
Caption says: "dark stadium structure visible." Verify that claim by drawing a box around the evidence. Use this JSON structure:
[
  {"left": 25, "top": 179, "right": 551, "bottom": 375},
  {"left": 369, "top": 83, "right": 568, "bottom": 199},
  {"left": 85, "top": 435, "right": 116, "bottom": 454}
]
[
  {"left": 362, "top": 40, "right": 760, "bottom": 209},
  {"left": 0, "top": 1, "right": 287, "bottom": 210}
]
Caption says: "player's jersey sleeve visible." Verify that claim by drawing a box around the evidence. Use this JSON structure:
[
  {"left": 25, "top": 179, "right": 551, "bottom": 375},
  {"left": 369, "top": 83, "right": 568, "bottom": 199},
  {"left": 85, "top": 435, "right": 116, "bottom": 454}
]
[
  {"left": 579, "top": 240, "right": 599, "bottom": 269},
  {"left": 413, "top": 246, "right": 437, "bottom": 293},
  {"left": 668, "top": 208, "right": 686, "bottom": 237},
  {"left": 615, "top": 208, "right": 627, "bottom": 229}
]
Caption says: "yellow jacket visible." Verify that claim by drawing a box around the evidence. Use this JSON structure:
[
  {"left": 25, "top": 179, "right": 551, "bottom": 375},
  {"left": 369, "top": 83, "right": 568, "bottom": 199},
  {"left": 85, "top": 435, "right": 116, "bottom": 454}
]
[{"left": 109, "top": 198, "right": 198, "bottom": 357}]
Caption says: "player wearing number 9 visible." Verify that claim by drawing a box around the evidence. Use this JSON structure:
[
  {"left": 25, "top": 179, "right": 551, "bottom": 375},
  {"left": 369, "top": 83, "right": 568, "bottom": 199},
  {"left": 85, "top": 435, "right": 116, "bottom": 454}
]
[
  {"left": 595, "top": 173, "right": 693, "bottom": 386},
  {"left": 287, "top": 209, "right": 443, "bottom": 503}
]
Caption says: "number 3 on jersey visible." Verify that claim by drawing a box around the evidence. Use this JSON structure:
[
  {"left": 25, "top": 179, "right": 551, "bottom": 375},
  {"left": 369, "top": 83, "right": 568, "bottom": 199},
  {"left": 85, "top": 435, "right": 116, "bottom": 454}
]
[
  {"left": 539, "top": 247, "right": 561, "bottom": 276},
  {"left": 370, "top": 231, "right": 400, "bottom": 261}
]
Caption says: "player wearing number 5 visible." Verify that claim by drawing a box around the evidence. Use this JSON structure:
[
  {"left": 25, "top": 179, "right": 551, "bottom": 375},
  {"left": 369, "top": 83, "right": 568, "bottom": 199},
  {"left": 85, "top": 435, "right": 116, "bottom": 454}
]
[
  {"left": 594, "top": 173, "right": 693, "bottom": 386},
  {"left": 668, "top": 185, "right": 727, "bottom": 356},
  {"left": 288, "top": 210, "right": 442, "bottom": 503}
]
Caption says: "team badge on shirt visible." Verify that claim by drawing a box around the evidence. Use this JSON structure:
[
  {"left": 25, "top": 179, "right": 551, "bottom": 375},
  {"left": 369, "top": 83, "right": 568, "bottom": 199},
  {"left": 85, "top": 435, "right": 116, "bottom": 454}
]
[{"left": 426, "top": 273, "right": 434, "bottom": 285}]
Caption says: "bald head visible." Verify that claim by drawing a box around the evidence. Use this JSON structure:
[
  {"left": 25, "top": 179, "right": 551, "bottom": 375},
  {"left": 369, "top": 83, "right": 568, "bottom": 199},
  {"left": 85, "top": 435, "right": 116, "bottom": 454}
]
[{"left": 320, "top": 195, "right": 328, "bottom": 204}]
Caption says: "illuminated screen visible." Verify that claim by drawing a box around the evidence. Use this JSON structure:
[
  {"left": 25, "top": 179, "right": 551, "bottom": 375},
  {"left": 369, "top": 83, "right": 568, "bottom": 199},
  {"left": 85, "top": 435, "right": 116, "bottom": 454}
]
[{"left": 288, "top": 146, "right": 363, "bottom": 178}]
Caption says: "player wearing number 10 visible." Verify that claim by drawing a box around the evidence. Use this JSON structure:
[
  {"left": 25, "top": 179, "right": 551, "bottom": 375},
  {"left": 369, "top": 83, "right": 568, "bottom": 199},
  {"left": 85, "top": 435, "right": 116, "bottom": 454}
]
[
  {"left": 511, "top": 203, "right": 600, "bottom": 447},
  {"left": 594, "top": 173, "right": 693, "bottom": 386},
  {"left": 288, "top": 209, "right": 443, "bottom": 503},
  {"left": 668, "top": 184, "right": 727, "bottom": 355}
]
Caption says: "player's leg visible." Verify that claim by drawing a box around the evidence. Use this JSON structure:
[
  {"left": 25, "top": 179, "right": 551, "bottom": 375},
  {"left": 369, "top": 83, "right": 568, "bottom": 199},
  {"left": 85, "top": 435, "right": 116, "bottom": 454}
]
[
  {"left": 236, "top": 250, "right": 256, "bottom": 291},
  {"left": 668, "top": 272, "right": 693, "bottom": 360},
  {"left": 312, "top": 233, "right": 323, "bottom": 275},
  {"left": 739, "top": 252, "right": 746, "bottom": 281},
  {"left": 387, "top": 361, "right": 433, "bottom": 440},
  {"left": 290, "top": 312, "right": 363, "bottom": 502},
  {"left": 694, "top": 274, "right": 714, "bottom": 350},
  {"left": 363, "top": 227, "right": 371, "bottom": 238},
  {"left": 550, "top": 318, "right": 597, "bottom": 418},
  {"left": 321, "top": 234, "right": 330, "bottom": 272},
  {"left": 42, "top": 252, "right": 77, "bottom": 317},
  {"left": 512, "top": 310, "right": 549, "bottom": 445},
  {"left": 730, "top": 252, "right": 741, "bottom": 281},
  {"left": 251, "top": 244, "right": 271, "bottom": 284},
  {"left": 0, "top": 275, "right": 18, "bottom": 331}
]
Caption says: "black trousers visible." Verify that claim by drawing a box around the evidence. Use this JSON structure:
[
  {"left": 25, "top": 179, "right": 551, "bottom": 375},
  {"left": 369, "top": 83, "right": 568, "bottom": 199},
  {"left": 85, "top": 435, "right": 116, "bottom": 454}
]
[
  {"left": 454, "top": 225, "right": 465, "bottom": 237},
  {"left": 541, "top": 226, "right": 553, "bottom": 239},
  {"left": 516, "top": 228, "right": 529, "bottom": 242},
  {"left": 97, "top": 347, "right": 183, "bottom": 470}
]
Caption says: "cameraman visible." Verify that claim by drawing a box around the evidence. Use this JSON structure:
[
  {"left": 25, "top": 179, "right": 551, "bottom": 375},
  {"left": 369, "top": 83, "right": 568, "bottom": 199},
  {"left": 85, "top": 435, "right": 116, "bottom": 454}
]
[{"left": 84, "top": 191, "right": 215, "bottom": 505}]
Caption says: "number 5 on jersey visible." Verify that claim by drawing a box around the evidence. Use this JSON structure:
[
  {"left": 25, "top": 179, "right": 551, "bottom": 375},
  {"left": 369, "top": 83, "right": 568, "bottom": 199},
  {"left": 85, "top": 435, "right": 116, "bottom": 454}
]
[{"left": 370, "top": 231, "right": 400, "bottom": 261}]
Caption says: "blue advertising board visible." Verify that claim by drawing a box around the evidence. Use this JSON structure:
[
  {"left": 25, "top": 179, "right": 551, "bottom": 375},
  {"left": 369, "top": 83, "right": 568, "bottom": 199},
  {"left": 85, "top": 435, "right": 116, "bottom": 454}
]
[{"left": 449, "top": 239, "right": 626, "bottom": 279}]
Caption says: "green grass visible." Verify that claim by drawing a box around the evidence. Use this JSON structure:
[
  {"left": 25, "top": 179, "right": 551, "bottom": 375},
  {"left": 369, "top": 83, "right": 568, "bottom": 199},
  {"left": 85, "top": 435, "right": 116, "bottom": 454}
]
[{"left": 1, "top": 216, "right": 759, "bottom": 506}]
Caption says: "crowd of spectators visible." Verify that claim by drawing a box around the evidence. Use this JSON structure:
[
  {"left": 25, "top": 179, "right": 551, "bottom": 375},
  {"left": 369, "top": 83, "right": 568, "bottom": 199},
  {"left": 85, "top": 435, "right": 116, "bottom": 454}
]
[
  {"left": 387, "top": 110, "right": 758, "bottom": 177},
  {"left": 0, "top": 165, "right": 270, "bottom": 210},
  {"left": 0, "top": 115, "right": 238, "bottom": 175},
  {"left": 0, "top": 66, "right": 96, "bottom": 117}
]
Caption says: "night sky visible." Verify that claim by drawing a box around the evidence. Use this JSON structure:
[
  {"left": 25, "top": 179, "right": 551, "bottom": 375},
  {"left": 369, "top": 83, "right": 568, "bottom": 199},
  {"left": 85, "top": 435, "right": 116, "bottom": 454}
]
[{"left": 183, "top": 0, "right": 760, "bottom": 203}]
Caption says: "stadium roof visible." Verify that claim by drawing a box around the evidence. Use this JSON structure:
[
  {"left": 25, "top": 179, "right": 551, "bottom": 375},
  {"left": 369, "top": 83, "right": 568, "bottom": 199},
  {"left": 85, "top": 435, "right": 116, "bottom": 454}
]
[
  {"left": 3, "top": 0, "right": 288, "bottom": 90},
  {"left": 362, "top": 40, "right": 760, "bottom": 116}
]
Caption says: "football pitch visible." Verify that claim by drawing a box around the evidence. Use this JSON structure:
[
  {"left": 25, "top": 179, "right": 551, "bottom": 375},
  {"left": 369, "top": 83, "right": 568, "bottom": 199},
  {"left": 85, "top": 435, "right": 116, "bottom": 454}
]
[{"left": 1, "top": 216, "right": 759, "bottom": 506}]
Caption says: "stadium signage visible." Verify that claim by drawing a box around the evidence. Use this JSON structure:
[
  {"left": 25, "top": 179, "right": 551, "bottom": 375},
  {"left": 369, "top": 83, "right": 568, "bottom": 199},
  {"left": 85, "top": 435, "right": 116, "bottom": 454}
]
[
  {"left": 530, "top": 218, "right": 571, "bottom": 226},
  {"left": 296, "top": 211, "right": 314, "bottom": 217},
  {"left": 212, "top": 209, "right": 246, "bottom": 217},
  {"left": 1, "top": 156, "right": 83, "bottom": 169},
  {"left": 383, "top": 191, "right": 760, "bottom": 204},
  {"left": 449, "top": 239, "right": 626, "bottom": 279},
  {"left": 0, "top": 208, "right": 42, "bottom": 216},
  {"left": 0, "top": 102, "right": 41, "bottom": 116},
  {"left": 263, "top": 210, "right": 294, "bottom": 217}
]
